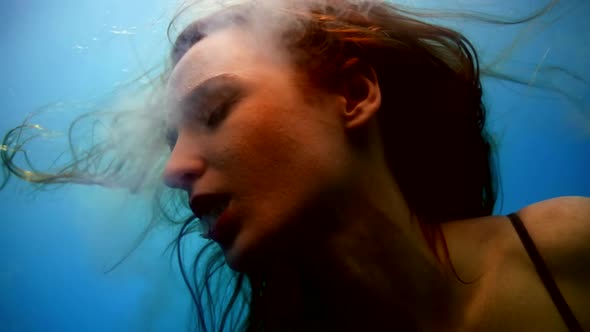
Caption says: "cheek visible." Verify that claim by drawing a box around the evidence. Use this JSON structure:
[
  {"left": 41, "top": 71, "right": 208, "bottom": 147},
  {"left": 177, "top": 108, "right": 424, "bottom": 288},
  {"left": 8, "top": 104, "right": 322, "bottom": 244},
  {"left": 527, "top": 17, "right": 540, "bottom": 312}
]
[
  {"left": 224, "top": 99, "right": 349, "bottom": 206},
  {"left": 218, "top": 98, "right": 352, "bottom": 264},
  {"left": 229, "top": 107, "right": 313, "bottom": 185}
]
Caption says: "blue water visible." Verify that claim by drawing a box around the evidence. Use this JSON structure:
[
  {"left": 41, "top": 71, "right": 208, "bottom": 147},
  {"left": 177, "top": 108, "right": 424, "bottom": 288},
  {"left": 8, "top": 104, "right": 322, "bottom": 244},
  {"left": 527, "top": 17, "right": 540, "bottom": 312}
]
[{"left": 0, "top": 0, "right": 588, "bottom": 331}]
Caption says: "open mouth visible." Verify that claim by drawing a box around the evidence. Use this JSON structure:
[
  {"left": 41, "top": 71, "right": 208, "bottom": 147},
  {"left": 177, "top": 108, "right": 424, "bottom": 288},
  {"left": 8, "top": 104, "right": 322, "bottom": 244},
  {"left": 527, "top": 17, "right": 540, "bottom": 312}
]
[
  {"left": 190, "top": 193, "right": 231, "bottom": 219},
  {"left": 190, "top": 193, "right": 232, "bottom": 234}
]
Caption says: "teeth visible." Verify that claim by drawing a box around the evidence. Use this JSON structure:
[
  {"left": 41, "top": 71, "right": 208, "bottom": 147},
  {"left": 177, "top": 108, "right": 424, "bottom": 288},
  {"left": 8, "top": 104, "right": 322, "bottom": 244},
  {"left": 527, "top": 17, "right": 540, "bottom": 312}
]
[
  {"left": 194, "top": 197, "right": 230, "bottom": 240},
  {"left": 202, "top": 201, "right": 228, "bottom": 222}
]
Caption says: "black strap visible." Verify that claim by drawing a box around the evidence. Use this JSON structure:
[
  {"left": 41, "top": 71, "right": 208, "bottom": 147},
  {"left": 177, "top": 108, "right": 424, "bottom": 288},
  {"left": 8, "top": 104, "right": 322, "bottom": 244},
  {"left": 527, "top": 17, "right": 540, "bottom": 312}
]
[{"left": 508, "top": 213, "right": 584, "bottom": 332}]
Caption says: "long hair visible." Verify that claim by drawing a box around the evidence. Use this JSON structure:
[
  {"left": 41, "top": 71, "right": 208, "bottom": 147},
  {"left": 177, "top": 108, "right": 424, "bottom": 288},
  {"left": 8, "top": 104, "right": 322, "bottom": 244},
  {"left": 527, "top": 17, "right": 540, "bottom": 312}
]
[{"left": 1, "top": 0, "right": 565, "bottom": 331}]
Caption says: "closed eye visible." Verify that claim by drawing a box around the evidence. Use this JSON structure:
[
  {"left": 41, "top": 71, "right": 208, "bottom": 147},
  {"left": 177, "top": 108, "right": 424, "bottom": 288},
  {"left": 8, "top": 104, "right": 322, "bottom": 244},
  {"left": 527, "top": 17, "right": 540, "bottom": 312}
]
[
  {"left": 203, "top": 92, "right": 242, "bottom": 127},
  {"left": 165, "top": 74, "right": 246, "bottom": 148},
  {"left": 165, "top": 127, "right": 178, "bottom": 150},
  {"left": 175, "top": 74, "right": 245, "bottom": 129}
]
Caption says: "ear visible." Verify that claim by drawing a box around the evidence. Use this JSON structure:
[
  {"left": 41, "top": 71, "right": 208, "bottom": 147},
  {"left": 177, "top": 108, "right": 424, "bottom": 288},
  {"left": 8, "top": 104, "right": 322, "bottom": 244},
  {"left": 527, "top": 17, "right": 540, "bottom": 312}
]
[{"left": 338, "top": 59, "right": 382, "bottom": 130}]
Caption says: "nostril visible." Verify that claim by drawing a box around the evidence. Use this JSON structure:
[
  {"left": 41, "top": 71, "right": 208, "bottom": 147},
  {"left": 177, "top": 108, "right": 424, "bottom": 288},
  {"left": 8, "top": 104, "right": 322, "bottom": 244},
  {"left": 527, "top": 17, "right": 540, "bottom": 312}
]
[
  {"left": 163, "top": 168, "right": 196, "bottom": 190},
  {"left": 162, "top": 170, "right": 180, "bottom": 189},
  {"left": 162, "top": 158, "right": 205, "bottom": 189}
]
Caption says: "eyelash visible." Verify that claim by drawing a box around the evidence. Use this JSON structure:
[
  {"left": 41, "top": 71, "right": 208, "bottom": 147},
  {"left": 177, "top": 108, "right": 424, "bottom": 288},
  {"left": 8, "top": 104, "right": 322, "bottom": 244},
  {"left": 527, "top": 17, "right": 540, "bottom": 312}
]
[
  {"left": 203, "top": 95, "right": 239, "bottom": 128},
  {"left": 165, "top": 96, "right": 238, "bottom": 149},
  {"left": 165, "top": 128, "right": 178, "bottom": 150},
  {"left": 204, "top": 103, "right": 228, "bottom": 127}
]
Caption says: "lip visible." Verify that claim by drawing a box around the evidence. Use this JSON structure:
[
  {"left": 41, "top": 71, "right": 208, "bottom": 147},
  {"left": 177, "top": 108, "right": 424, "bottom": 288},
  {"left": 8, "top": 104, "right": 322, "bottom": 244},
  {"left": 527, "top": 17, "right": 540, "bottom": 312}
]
[
  {"left": 189, "top": 192, "right": 232, "bottom": 219},
  {"left": 190, "top": 193, "right": 238, "bottom": 246},
  {"left": 206, "top": 203, "right": 238, "bottom": 246}
]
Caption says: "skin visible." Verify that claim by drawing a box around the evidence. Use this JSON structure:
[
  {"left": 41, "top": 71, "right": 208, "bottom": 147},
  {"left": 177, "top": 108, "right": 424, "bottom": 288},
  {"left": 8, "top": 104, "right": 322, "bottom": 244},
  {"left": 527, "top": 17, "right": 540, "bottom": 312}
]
[
  {"left": 163, "top": 27, "right": 590, "bottom": 331},
  {"left": 442, "top": 197, "right": 590, "bottom": 331},
  {"left": 163, "top": 27, "right": 425, "bottom": 274}
]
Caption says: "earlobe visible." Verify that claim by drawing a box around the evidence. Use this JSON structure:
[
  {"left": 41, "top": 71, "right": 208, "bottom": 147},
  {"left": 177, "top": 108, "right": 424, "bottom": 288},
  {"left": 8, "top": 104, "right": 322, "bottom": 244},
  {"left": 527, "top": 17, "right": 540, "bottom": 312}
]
[{"left": 341, "top": 63, "right": 382, "bottom": 130}]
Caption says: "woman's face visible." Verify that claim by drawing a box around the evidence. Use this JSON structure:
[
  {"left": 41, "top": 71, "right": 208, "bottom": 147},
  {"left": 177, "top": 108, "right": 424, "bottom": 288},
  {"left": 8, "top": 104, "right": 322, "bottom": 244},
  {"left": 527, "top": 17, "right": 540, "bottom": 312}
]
[{"left": 164, "top": 27, "right": 353, "bottom": 271}]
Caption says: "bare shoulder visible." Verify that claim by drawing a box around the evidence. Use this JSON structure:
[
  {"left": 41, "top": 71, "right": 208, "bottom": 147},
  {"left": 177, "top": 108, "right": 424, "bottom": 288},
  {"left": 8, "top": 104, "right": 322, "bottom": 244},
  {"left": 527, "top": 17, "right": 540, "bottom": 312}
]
[
  {"left": 516, "top": 196, "right": 590, "bottom": 328},
  {"left": 443, "top": 197, "right": 590, "bottom": 330},
  {"left": 518, "top": 195, "right": 590, "bottom": 225},
  {"left": 516, "top": 196, "right": 590, "bottom": 266}
]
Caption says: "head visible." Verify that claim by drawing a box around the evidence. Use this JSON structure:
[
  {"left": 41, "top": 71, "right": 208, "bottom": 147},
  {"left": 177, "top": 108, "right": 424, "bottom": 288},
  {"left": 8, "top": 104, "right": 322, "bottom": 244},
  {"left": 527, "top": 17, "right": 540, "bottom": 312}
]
[{"left": 163, "top": 0, "right": 495, "bottom": 272}]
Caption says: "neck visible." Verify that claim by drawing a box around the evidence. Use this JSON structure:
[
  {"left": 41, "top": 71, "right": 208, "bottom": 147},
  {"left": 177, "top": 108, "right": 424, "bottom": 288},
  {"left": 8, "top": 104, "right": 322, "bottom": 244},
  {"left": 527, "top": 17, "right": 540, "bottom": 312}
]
[
  {"left": 246, "top": 123, "right": 467, "bottom": 331},
  {"left": 247, "top": 183, "right": 463, "bottom": 331}
]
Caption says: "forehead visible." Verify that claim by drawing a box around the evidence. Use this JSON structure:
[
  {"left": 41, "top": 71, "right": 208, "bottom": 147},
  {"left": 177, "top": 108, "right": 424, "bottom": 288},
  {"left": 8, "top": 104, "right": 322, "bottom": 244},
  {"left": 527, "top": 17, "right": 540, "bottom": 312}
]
[{"left": 167, "top": 27, "right": 288, "bottom": 101}]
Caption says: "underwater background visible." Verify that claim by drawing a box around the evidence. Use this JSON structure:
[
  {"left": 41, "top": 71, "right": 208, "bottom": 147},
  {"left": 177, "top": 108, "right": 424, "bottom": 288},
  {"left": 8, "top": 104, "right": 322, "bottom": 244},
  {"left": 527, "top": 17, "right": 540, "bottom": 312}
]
[{"left": 0, "top": 0, "right": 588, "bottom": 331}]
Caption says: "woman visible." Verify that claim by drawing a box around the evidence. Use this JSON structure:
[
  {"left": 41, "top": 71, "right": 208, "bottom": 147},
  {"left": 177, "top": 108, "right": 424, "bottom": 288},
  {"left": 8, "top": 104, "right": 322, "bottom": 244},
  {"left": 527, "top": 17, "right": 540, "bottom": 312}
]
[{"left": 3, "top": 0, "right": 589, "bottom": 331}]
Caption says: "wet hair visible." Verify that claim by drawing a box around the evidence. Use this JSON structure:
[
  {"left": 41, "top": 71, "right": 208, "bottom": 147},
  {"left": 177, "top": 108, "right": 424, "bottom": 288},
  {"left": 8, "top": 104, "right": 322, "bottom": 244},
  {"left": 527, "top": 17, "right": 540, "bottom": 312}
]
[
  {"left": 169, "top": 1, "right": 492, "bottom": 330},
  {"left": 1, "top": 0, "right": 565, "bottom": 331},
  {"left": 167, "top": 1, "right": 573, "bottom": 330},
  {"left": 172, "top": 0, "right": 495, "bottom": 241},
  {"left": 172, "top": 0, "right": 495, "bottom": 223}
]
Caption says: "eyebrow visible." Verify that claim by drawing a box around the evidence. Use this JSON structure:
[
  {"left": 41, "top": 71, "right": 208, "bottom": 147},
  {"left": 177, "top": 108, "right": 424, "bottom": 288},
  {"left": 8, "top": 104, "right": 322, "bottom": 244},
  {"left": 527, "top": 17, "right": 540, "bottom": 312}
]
[{"left": 172, "top": 73, "right": 243, "bottom": 118}]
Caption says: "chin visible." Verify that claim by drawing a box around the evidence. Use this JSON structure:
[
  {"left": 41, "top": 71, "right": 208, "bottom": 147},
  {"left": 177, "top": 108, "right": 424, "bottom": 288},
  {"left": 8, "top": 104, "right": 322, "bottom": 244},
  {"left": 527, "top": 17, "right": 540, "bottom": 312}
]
[
  {"left": 222, "top": 246, "right": 246, "bottom": 272},
  {"left": 221, "top": 207, "right": 309, "bottom": 273},
  {"left": 219, "top": 232, "right": 259, "bottom": 273},
  {"left": 221, "top": 229, "right": 285, "bottom": 273}
]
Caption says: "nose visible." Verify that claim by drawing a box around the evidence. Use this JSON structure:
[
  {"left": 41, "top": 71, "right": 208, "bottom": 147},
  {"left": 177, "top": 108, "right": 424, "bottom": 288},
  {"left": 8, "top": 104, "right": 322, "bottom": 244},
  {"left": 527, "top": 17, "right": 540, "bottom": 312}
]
[{"left": 162, "top": 144, "right": 206, "bottom": 190}]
